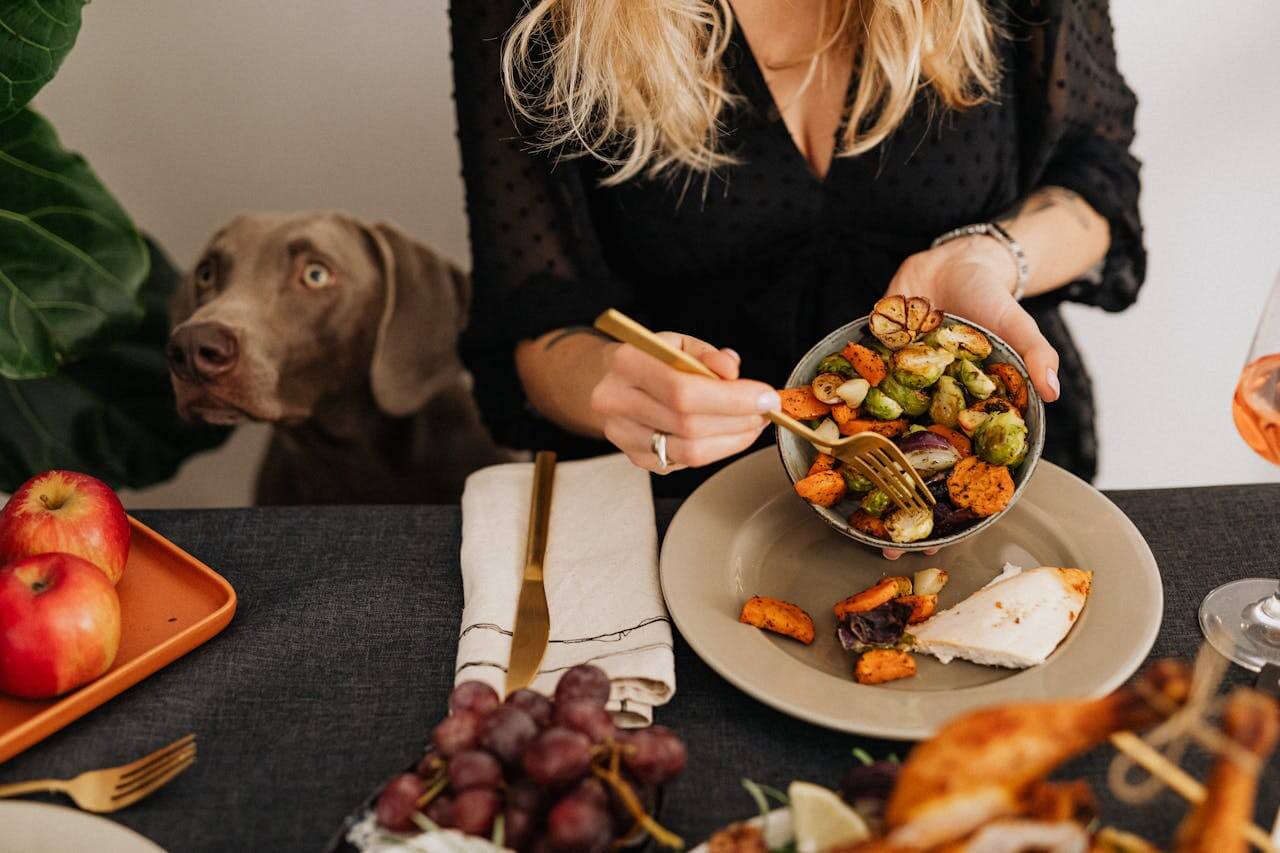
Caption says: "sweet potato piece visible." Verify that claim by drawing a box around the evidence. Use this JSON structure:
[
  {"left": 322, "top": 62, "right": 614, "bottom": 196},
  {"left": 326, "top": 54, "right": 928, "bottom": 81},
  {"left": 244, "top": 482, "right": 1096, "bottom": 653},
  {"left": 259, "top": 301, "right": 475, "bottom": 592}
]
[
  {"left": 779, "top": 387, "right": 832, "bottom": 419},
  {"left": 794, "top": 470, "right": 846, "bottom": 507},
  {"left": 807, "top": 453, "right": 838, "bottom": 476},
  {"left": 898, "top": 593, "right": 938, "bottom": 624},
  {"left": 833, "top": 576, "right": 912, "bottom": 618},
  {"left": 947, "top": 456, "right": 1016, "bottom": 517},
  {"left": 926, "top": 424, "right": 972, "bottom": 457},
  {"left": 841, "top": 343, "right": 888, "bottom": 386},
  {"left": 849, "top": 510, "right": 889, "bottom": 539},
  {"left": 854, "top": 649, "right": 917, "bottom": 685},
  {"left": 838, "top": 417, "right": 910, "bottom": 438},
  {"left": 988, "top": 363, "right": 1029, "bottom": 413},
  {"left": 829, "top": 402, "right": 859, "bottom": 429},
  {"left": 739, "top": 595, "right": 815, "bottom": 645}
]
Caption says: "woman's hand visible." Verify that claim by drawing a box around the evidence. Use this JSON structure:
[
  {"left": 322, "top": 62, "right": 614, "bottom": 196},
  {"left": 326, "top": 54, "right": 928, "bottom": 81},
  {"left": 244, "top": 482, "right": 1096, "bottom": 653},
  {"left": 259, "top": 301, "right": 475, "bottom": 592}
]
[
  {"left": 591, "top": 333, "right": 781, "bottom": 474},
  {"left": 884, "top": 236, "right": 1062, "bottom": 403}
]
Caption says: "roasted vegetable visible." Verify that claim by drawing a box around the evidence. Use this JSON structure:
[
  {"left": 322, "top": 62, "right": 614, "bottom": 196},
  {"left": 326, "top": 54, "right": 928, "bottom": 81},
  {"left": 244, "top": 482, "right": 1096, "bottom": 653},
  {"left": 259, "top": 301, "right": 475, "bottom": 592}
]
[
  {"left": 928, "top": 375, "right": 966, "bottom": 428},
  {"left": 957, "top": 397, "right": 1020, "bottom": 436},
  {"left": 836, "top": 377, "right": 871, "bottom": 407},
  {"left": 896, "top": 430, "right": 963, "bottom": 477},
  {"left": 932, "top": 500, "right": 982, "bottom": 536},
  {"left": 877, "top": 374, "right": 930, "bottom": 418},
  {"left": 849, "top": 509, "right": 890, "bottom": 539},
  {"left": 838, "top": 599, "right": 913, "bottom": 650},
  {"left": 817, "top": 353, "right": 856, "bottom": 378},
  {"left": 780, "top": 387, "right": 833, "bottom": 419},
  {"left": 833, "top": 576, "right": 912, "bottom": 618},
  {"left": 841, "top": 760, "right": 900, "bottom": 816},
  {"left": 841, "top": 342, "right": 888, "bottom": 386},
  {"left": 988, "top": 362, "right": 1029, "bottom": 412},
  {"left": 932, "top": 324, "right": 992, "bottom": 361},
  {"left": 951, "top": 358, "right": 997, "bottom": 400},
  {"left": 946, "top": 456, "right": 1016, "bottom": 517},
  {"left": 807, "top": 453, "right": 838, "bottom": 476},
  {"left": 883, "top": 506, "right": 934, "bottom": 543},
  {"left": 925, "top": 424, "right": 972, "bottom": 457},
  {"left": 898, "top": 594, "right": 938, "bottom": 624},
  {"left": 914, "top": 570, "right": 949, "bottom": 599},
  {"left": 868, "top": 295, "right": 943, "bottom": 351},
  {"left": 839, "top": 417, "right": 910, "bottom": 438},
  {"left": 794, "top": 469, "right": 846, "bottom": 507},
  {"left": 829, "top": 402, "right": 859, "bottom": 430},
  {"left": 859, "top": 489, "right": 891, "bottom": 517},
  {"left": 974, "top": 409, "right": 1029, "bottom": 466},
  {"left": 842, "top": 468, "right": 875, "bottom": 493},
  {"left": 739, "top": 596, "right": 815, "bottom": 645},
  {"left": 854, "top": 649, "right": 917, "bottom": 685},
  {"left": 812, "top": 372, "right": 847, "bottom": 404},
  {"left": 862, "top": 387, "right": 904, "bottom": 420},
  {"left": 810, "top": 417, "right": 841, "bottom": 449},
  {"left": 890, "top": 344, "right": 954, "bottom": 389}
]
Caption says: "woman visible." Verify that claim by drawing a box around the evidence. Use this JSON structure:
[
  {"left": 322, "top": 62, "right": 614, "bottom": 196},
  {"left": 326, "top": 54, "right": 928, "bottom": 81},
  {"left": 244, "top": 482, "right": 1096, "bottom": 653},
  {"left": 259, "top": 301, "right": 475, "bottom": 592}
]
[{"left": 450, "top": 0, "right": 1143, "bottom": 499}]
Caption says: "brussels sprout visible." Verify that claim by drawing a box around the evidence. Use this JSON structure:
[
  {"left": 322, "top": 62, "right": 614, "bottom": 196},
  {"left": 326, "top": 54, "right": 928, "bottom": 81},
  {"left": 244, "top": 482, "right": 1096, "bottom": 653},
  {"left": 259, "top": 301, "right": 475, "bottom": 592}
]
[
  {"left": 906, "top": 424, "right": 927, "bottom": 435},
  {"left": 932, "top": 324, "right": 992, "bottom": 361},
  {"left": 860, "top": 490, "right": 891, "bottom": 517},
  {"left": 843, "top": 469, "right": 875, "bottom": 493},
  {"left": 952, "top": 359, "right": 997, "bottom": 400},
  {"left": 928, "top": 376, "right": 966, "bottom": 428},
  {"left": 974, "top": 410, "right": 1029, "bottom": 466},
  {"left": 817, "top": 353, "right": 855, "bottom": 378},
  {"left": 957, "top": 397, "right": 1020, "bottom": 436},
  {"left": 836, "top": 377, "right": 871, "bottom": 407},
  {"left": 812, "top": 372, "right": 847, "bottom": 404},
  {"left": 890, "top": 344, "right": 955, "bottom": 389},
  {"left": 884, "top": 507, "right": 934, "bottom": 544},
  {"left": 863, "top": 388, "right": 904, "bottom": 420},
  {"left": 877, "top": 375, "right": 930, "bottom": 418}
]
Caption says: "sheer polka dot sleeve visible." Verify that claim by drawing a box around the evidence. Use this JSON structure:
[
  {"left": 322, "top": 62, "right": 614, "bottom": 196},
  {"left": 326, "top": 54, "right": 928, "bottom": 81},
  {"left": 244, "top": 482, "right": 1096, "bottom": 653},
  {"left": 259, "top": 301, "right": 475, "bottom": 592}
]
[
  {"left": 1018, "top": 0, "right": 1146, "bottom": 311},
  {"left": 450, "top": 0, "right": 631, "bottom": 450}
]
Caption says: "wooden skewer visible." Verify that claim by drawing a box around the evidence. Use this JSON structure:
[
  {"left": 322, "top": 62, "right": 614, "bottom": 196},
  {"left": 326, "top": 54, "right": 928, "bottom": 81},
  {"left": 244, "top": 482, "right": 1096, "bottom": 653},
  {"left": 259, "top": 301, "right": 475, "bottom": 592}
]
[{"left": 1109, "top": 732, "right": 1276, "bottom": 852}]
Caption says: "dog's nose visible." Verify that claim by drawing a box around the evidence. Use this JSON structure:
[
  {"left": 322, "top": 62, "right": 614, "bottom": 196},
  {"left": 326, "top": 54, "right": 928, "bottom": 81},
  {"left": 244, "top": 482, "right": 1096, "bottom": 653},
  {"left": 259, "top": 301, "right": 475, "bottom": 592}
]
[{"left": 167, "top": 323, "right": 239, "bottom": 383}]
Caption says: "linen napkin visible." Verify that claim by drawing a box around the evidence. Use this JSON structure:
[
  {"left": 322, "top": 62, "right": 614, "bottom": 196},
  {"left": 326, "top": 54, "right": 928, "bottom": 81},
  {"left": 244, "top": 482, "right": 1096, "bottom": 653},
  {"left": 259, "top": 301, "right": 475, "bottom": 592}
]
[{"left": 455, "top": 453, "right": 674, "bottom": 727}]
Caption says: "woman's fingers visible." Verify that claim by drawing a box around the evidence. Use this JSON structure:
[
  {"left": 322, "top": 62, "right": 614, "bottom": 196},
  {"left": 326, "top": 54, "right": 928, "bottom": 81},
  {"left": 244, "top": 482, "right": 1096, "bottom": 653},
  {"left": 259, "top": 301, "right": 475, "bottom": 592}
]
[
  {"left": 992, "top": 302, "right": 1062, "bottom": 402},
  {"left": 602, "top": 414, "right": 766, "bottom": 473},
  {"left": 599, "top": 384, "right": 768, "bottom": 439},
  {"left": 612, "top": 342, "right": 779, "bottom": 416},
  {"left": 655, "top": 332, "right": 741, "bottom": 380}
]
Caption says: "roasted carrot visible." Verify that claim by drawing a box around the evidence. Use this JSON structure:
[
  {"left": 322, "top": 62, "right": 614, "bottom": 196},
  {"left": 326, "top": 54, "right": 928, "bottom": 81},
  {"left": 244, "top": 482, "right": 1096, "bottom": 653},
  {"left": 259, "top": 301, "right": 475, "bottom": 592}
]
[
  {"left": 829, "top": 403, "right": 859, "bottom": 429},
  {"left": 855, "top": 649, "right": 917, "bottom": 685},
  {"left": 988, "top": 363, "right": 1029, "bottom": 413},
  {"left": 794, "top": 470, "right": 847, "bottom": 507},
  {"left": 807, "top": 453, "right": 839, "bottom": 476},
  {"left": 841, "top": 343, "right": 888, "bottom": 387},
  {"left": 947, "top": 456, "right": 1016, "bottom": 517},
  {"left": 833, "top": 576, "right": 911, "bottom": 618},
  {"left": 926, "top": 424, "right": 972, "bottom": 457},
  {"left": 898, "top": 593, "right": 938, "bottom": 624},
  {"left": 849, "top": 509, "right": 889, "bottom": 539},
  {"left": 739, "top": 595, "right": 815, "bottom": 645},
  {"left": 779, "top": 387, "right": 832, "bottom": 420},
  {"left": 839, "top": 417, "right": 910, "bottom": 438}
]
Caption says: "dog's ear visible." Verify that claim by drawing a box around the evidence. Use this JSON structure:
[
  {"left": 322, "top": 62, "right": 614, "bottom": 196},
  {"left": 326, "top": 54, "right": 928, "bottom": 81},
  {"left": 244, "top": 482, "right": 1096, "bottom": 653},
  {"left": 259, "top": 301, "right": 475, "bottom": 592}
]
[{"left": 363, "top": 221, "right": 470, "bottom": 417}]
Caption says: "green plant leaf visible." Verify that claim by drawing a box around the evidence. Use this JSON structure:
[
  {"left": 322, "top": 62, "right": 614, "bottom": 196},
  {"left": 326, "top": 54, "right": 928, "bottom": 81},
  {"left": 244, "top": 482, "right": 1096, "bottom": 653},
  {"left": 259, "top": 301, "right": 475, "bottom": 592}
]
[
  {"left": 0, "top": 106, "right": 147, "bottom": 378},
  {"left": 0, "top": 237, "right": 229, "bottom": 492},
  {"left": 0, "top": 0, "right": 86, "bottom": 121}
]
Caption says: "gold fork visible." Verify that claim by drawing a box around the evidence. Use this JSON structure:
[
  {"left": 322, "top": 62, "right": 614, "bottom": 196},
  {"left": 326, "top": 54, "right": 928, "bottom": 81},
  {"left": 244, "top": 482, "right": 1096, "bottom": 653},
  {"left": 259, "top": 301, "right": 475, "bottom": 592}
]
[
  {"left": 0, "top": 733, "right": 196, "bottom": 813},
  {"left": 593, "top": 309, "right": 934, "bottom": 512}
]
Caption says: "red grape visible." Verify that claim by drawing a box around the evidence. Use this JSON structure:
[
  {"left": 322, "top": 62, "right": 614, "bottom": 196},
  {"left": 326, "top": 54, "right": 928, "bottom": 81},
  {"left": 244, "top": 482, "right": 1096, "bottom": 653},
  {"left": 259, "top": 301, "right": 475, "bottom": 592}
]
[
  {"left": 375, "top": 773, "right": 424, "bottom": 832},
  {"left": 620, "top": 726, "right": 685, "bottom": 785},
  {"left": 503, "top": 806, "right": 537, "bottom": 850},
  {"left": 522, "top": 727, "right": 592, "bottom": 786},
  {"left": 453, "top": 788, "right": 502, "bottom": 836},
  {"left": 424, "top": 793, "right": 455, "bottom": 828},
  {"left": 506, "top": 777, "right": 547, "bottom": 814},
  {"left": 432, "top": 710, "right": 483, "bottom": 757},
  {"left": 450, "top": 681, "right": 501, "bottom": 716},
  {"left": 547, "top": 796, "right": 612, "bottom": 853},
  {"left": 480, "top": 705, "right": 540, "bottom": 765},
  {"left": 448, "top": 749, "right": 504, "bottom": 791},
  {"left": 507, "top": 688, "right": 555, "bottom": 728},
  {"left": 416, "top": 751, "right": 444, "bottom": 777},
  {"left": 554, "top": 699, "right": 615, "bottom": 743},
  {"left": 566, "top": 777, "right": 608, "bottom": 809},
  {"left": 554, "top": 665, "right": 611, "bottom": 708}
]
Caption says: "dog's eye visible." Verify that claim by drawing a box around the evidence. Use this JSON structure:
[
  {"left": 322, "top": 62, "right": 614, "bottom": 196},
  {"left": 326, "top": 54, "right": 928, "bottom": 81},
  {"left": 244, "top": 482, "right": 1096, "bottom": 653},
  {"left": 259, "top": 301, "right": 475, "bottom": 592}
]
[
  {"left": 301, "top": 261, "right": 334, "bottom": 290},
  {"left": 194, "top": 259, "right": 216, "bottom": 288}
]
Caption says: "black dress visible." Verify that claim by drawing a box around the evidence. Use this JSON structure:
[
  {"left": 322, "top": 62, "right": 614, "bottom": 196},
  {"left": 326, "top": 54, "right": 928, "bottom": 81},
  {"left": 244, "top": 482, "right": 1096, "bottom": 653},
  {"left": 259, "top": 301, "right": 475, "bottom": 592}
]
[{"left": 450, "top": 0, "right": 1145, "bottom": 496}]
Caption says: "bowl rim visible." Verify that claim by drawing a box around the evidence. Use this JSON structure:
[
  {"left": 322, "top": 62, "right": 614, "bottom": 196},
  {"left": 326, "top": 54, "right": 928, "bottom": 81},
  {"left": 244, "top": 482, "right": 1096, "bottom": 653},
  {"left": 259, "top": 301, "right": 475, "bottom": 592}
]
[{"left": 775, "top": 311, "right": 1046, "bottom": 551}]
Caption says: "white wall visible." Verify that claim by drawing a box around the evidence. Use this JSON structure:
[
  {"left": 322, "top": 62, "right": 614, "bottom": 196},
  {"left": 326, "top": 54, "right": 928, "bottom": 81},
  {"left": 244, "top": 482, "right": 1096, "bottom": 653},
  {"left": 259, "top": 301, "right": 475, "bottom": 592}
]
[{"left": 30, "top": 0, "right": 1279, "bottom": 507}]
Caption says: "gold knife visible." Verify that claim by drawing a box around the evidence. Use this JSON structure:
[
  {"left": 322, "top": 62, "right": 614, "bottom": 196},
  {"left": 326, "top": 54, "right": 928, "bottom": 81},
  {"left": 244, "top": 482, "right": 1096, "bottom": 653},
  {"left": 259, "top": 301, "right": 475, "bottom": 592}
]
[{"left": 505, "top": 450, "right": 557, "bottom": 695}]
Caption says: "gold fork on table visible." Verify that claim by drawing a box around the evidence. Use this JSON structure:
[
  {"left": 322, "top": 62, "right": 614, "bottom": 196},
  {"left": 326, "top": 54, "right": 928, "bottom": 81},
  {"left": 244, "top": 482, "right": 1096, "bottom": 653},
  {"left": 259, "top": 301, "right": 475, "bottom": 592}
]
[
  {"left": 0, "top": 733, "right": 196, "bottom": 813},
  {"left": 593, "top": 309, "right": 934, "bottom": 512}
]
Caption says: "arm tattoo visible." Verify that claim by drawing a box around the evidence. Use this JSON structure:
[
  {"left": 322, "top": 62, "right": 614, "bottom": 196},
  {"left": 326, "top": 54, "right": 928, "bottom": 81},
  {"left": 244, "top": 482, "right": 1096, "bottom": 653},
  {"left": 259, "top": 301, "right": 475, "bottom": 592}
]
[
  {"left": 542, "top": 325, "right": 610, "bottom": 350},
  {"left": 997, "top": 187, "right": 1093, "bottom": 231}
]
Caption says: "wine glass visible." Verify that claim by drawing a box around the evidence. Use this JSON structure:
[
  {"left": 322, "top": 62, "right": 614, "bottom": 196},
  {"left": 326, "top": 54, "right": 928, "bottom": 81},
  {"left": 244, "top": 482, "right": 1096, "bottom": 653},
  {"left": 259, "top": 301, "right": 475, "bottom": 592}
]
[{"left": 1199, "top": 269, "right": 1280, "bottom": 671}]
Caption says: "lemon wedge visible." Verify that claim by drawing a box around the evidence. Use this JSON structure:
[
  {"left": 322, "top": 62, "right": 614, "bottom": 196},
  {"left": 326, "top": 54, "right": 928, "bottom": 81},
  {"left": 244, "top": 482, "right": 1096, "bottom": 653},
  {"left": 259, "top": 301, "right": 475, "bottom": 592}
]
[{"left": 788, "top": 781, "right": 870, "bottom": 853}]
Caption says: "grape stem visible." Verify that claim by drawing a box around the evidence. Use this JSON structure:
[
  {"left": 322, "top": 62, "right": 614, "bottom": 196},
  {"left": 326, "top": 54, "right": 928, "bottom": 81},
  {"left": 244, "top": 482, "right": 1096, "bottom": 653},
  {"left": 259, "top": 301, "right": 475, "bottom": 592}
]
[
  {"left": 590, "top": 765, "right": 684, "bottom": 850},
  {"left": 415, "top": 772, "right": 449, "bottom": 809}
]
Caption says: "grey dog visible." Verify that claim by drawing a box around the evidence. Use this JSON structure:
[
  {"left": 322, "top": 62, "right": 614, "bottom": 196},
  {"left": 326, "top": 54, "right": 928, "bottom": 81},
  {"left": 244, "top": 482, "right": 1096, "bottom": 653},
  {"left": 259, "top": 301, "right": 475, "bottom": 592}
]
[{"left": 167, "top": 211, "right": 514, "bottom": 504}]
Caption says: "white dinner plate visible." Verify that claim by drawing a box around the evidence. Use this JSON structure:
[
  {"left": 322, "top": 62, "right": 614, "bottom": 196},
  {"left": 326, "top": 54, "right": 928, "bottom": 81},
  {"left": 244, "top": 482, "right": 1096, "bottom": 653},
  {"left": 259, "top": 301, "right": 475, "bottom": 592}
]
[{"left": 0, "top": 801, "right": 166, "bottom": 852}]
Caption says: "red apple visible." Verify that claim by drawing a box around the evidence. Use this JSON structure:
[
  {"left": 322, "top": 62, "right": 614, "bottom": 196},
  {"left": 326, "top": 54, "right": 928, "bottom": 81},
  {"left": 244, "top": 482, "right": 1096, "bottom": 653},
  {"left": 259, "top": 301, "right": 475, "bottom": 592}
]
[
  {"left": 0, "top": 470, "right": 130, "bottom": 585},
  {"left": 0, "top": 552, "right": 122, "bottom": 698}
]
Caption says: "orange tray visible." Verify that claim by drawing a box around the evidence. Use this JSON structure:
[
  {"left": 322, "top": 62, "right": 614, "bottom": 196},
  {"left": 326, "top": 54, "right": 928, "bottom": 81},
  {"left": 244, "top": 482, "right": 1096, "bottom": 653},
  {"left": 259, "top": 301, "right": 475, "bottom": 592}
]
[{"left": 0, "top": 516, "right": 236, "bottom": 764}]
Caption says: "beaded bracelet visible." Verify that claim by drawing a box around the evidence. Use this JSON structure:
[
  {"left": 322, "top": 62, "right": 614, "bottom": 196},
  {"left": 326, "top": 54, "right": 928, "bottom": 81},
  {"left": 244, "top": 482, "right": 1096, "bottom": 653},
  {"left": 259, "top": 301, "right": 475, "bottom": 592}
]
[{"left": 931, "top": 222, "right": 1029, "bottom": 301}]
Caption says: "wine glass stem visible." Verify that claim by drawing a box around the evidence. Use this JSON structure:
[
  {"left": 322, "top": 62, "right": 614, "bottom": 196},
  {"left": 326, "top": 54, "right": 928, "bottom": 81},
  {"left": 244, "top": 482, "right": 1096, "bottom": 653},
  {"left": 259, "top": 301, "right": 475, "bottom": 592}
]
[{"left": 1259, "top": 584, "right": 1280, "bottom": 626}]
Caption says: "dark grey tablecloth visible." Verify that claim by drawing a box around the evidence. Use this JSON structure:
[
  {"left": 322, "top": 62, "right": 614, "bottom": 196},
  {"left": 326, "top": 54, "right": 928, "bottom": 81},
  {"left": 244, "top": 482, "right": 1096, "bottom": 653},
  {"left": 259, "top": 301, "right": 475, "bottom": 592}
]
[{"left": 1, "top": 485, "right": 1277, "bottom": 852}]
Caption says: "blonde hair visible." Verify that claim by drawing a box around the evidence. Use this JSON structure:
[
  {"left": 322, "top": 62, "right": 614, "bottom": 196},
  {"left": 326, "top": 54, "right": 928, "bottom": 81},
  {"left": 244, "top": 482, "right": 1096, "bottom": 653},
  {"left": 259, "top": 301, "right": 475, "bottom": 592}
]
[{"left": 502, "top": 0, "right": 1001, "bottom": 186}]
